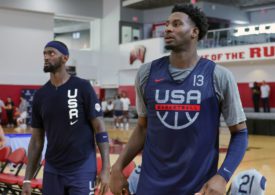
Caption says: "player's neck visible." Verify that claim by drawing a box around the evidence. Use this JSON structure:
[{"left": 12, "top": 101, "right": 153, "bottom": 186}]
[
  {"left": 169, "top": 49, "right": 200, "bottom": 69},
  {"left": 50, "top": 68, "right": 70, "bottom": 87}
]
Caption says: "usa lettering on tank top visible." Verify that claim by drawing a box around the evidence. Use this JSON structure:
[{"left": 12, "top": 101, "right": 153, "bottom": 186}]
[
  {"left": 137, "top": 56, "right": 220, "bottom": 195},
  {"left": 67, "top": 89, "right": 79, "bottom": 125}
]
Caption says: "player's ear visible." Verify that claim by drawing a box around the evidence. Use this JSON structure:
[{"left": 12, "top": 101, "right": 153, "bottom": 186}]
[
  {"left": 63, "top": 55, "right": 69, "bottom": 62},
  {"left": 191, "top": 26, "right": 199, "bottom": 40}
]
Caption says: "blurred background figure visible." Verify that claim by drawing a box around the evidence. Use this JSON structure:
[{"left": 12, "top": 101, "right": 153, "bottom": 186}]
[
  {"left": 260, "top": 80, "right": 271, "bottom": 112},
  {"left": 15, "top": 96, "right": 29, "bottom": 131},
  {"left": 101, "top": 97, "right": 108, "bottom": 117},
  {"left": 113, "top": 95, "right": 123, "bottom": 129},
  {"left": 106, "top": 99, "right": 114, "bottom": 118},
  {"left": 5, "top": 97, "right": 15, "bottom": 128},
  {"left": 121, "top": 92, "right": 131, "bottom": 130},
  {"left": 0, "top": 98, "right": 5, "bottom": 125},
  {"left": 251, "top": 82, "right": 261, "bottom": 112}
]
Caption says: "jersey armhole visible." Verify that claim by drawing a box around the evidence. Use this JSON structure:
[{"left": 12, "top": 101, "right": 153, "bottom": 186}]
[{"left": 143, "top": 62, "right": 153, "bottom": 107}]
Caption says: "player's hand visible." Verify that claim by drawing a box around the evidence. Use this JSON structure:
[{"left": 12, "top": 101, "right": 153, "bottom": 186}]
[
  {"left": 98, "top": 168, "right": 110, "bottom": 195},
  {"left": 195, "top": 174, "right": 227, "bottom": 195},
  {"left": 21, "top": 183, "right": 32, "bottom": 195},
  {"left": 110, "top": 164, "right": 129, "bottom": 195}
]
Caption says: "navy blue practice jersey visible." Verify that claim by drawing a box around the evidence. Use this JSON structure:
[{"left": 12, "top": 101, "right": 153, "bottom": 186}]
[
  {"left": 32, "top": 76, "right": 102, "bottom": 171},
  {"left": 137, "top": 57, "right": 220, "bottom": 194}
]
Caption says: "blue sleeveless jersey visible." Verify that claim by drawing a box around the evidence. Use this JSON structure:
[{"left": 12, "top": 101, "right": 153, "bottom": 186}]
[{"left": 137, "top": 56, "right": 220, "bottom": 194}]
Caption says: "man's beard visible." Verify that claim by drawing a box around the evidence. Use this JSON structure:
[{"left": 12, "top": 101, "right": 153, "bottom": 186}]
[
  {"left": 43, "top": 59, "right": 62, "bottom": 73},
  {"left": 43, "top": 63, "right": 61, "bottom": 73}
]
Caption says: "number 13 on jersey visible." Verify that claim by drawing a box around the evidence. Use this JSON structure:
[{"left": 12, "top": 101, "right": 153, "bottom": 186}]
[{"left": 193, "top": 75, "right": 204, "bottom": 87}]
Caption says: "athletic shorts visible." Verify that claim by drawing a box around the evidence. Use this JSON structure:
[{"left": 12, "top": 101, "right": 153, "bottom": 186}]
[
  {"left": 43, "top": 171, "right": 96, "bottom": 195},
  {"left": 114, "top": 110, "right": 123, "bottom": 117}
]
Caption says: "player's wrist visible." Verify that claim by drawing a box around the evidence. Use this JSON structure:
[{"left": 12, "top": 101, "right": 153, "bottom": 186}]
[
  {"left": 111, "top": 162, "right": 123, "bottom": 172},
  {"left": 215, "top": 173, "right": 228, "bottom": 184},
  {"left": 95, "top": 132, "right": 109, "bottom": 143},
  {"left": 102, "top": 164, "right": 111, "bottom": 171}
]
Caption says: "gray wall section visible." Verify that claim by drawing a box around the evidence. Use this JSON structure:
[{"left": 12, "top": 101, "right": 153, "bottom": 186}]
[
  {"left": 122, "top": 2, "right": 249, "bottom": 25},
  {"left": 121, "top": 6, "right": 172, "bottom": 24},
  {"left": 143, "top": 6, "right": 172, "bottom": 24},
  {"left": 55, "top": 30, "right": 90, "bottom": 50},
  {"left": 100, "top": 0, "right": 122, "bottom": 87},
  {"left": 0, "top": 0, "right": 103, "bottom": 18},
  {"left": 121, "top": 7, "right": 144, "bottom": 23},
  {"left": 199, "top": 2, "right": 249, "bottom": 24},
  {"left": 249, "top": 8, "right": 275, "bottom": 24},
  {"left": 0, "top": 8, "right": 53, "bottom": 85},
  {"left": 143, "top": 23, "right": 153, "bottom": 39}
]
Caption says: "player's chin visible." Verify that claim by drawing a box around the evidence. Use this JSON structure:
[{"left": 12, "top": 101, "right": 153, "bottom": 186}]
[
  {"left": 164, "top": 44, "right": 174, "bottom": 51},
  {"left": 43, "top": 66, "right": 50, "bottom": 72},
  {"left": 43, "top": 66, "right": 53, "bottom": 73}
]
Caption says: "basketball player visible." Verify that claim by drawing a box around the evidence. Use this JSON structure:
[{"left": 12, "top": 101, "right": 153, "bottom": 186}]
[
  {"left": 120, "top": 92, "right": 131, "bottom": 130},
  {"left": 22, "top": 41, "right": 110, "bottom": 195},
  {"left": 110, "top": 4, "right": 248, "bottom": 195}
]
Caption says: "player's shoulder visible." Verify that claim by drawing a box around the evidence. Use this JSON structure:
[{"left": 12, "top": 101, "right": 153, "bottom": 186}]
[
  {"left": 151, "top": 55, "right": 169, "bottom": 68},
  {"left": 213, "top": 64, "right": 235, "bottom": 82},
  {"left": 35, "top": 81, "right": 51, "bottom": 96},
  {"left": 136, "top": 62, "right": 152, "bottom": 84},
  {"left": 32, "top": 81, "right": 51, "bottom": 104},
  {"left": 138, "top": 62, "right": 151, "bottom": 74},
  {"left": 70, "top": 76, "right": 88, "bottom": 84},
  {"left": 214, "top": 64, "right": 232, "bottom": 75},
  {"left": 138, "top": 56, "right": 168, "bottom": 73},
  {"left": 70, "top": 76, "right": 91, "bottom": 88},
  {"left": 137, "top": 56, "right": 164, "bottom": 76}
]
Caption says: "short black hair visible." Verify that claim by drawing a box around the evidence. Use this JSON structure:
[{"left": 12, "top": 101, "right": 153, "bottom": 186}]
[{"left": 172, "top": 4, "right": 209, "bottom": 40}]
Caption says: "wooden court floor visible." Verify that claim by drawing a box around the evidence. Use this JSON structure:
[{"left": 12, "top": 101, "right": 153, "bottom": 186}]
[
  {"left": 4, "top": 126, "right": 275, "bottom": 194},
  {"left": 219, "top": 128, "right": 274, "bottom": 194}
]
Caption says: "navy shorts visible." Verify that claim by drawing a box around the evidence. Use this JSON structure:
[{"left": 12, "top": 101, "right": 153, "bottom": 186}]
[
  {"left": 43, "top": 171, "right": 96, "bottom": 195},
  {"left": 114, "top": 110, "right": 123, "bottom": 117}
]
